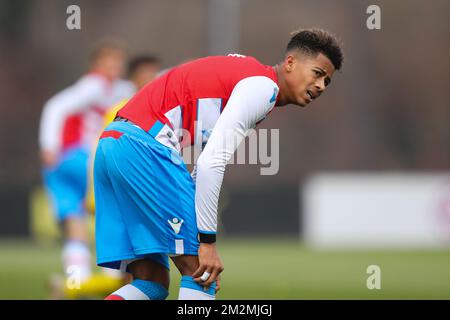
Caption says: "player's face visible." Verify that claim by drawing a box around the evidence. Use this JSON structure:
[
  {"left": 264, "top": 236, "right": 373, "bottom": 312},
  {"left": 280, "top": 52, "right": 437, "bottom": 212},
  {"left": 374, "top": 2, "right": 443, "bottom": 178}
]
[
  {"left": 133, "top": 64, "right": 160, "bottom": 89},
  {"left": 96, "top": 50, "right": 125, "bottom": 81},
  {"left": 284, "top": 52, "right": 335, "bottom": 107}
]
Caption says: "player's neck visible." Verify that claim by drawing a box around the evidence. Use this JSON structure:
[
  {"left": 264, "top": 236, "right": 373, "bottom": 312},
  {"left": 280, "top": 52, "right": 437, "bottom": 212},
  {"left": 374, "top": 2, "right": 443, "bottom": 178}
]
[
  {"left": 273, "top": 64, "right": 290, "bottom": 107},
  {"left": 89, "top": 67, "right": 113, "bottom": 83}
]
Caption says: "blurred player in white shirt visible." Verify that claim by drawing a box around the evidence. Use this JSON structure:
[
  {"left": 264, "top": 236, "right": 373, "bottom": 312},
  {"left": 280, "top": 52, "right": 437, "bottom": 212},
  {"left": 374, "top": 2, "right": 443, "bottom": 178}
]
[{"left": 39, "top": 40, "right": 133, "bottom": 298}]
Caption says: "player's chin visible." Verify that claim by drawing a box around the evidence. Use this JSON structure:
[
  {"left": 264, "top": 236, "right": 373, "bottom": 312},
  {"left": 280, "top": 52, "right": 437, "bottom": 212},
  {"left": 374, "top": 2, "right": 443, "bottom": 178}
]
[{"left": 296, "top": 97, "right": 309, "bottom": 108}]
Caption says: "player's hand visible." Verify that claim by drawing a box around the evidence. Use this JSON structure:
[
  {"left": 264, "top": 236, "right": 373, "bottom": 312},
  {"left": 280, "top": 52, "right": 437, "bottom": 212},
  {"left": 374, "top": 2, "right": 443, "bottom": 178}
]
[
  {"left": 192, "top": 243, "right": 224, "bottom": 291},
  {"left": 40, "top": 150, "right": 58, "bottom": 168},
  {"left": 215, "top": 275, "right": 221, "bottom": 293}
]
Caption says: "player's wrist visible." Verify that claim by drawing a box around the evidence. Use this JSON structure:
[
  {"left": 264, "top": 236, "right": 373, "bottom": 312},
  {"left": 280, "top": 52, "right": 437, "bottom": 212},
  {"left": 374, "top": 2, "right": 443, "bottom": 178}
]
[{"left": 198, "top": 232, "right": 216, "bottom": 244}]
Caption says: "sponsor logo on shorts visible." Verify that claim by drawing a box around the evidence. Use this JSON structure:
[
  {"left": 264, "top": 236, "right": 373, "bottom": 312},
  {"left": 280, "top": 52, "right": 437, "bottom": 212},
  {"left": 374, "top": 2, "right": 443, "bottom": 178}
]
[{"left": 168, "top": 218, "right": 184, "bottom": 234}]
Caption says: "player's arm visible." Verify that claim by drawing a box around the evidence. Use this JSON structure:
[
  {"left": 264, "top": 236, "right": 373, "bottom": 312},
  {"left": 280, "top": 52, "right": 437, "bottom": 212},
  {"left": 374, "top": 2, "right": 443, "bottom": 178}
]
[
  {"left": 38, "top": 77, "right": 105, "bottom": 166},
  {"left": 192, "top": 76, "right": 278, "bottom": 288}
]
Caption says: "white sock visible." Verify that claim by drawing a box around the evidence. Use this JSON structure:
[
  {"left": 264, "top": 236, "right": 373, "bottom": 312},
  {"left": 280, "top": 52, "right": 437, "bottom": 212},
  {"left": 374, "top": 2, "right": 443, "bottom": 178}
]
[
  {"left": 62, "top": 240, "right": 91, "bottom": 281},
  {"left": 106, "top": 280, "right": 169, "bottom": 300},
  {"left": 109, "top": 284, "right": 150, "bottom": 300},
  {"left": 178, "top": 276, "right": 216, "bottom": 300},
  {"left": 179, "top": 287, "right": 215, "bottom": 300}
]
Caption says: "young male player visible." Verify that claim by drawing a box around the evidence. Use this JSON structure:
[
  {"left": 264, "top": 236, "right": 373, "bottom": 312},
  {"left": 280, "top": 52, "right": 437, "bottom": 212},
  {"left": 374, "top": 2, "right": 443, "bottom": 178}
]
[
  {"left": 39, "top": 41, "right": 133, "bottom": 295},
  {"left": 94, "top": 29, "right": 343, "bottom": 300}
]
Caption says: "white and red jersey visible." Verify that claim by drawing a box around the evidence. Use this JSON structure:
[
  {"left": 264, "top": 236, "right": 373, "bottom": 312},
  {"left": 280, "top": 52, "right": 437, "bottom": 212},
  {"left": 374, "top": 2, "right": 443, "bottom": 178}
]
[
  {"left": 119, "top": 55, "right": 280, "bottom": 234},
  {"left": 39, "top": 73, "right": 135, "bottom": 154}
]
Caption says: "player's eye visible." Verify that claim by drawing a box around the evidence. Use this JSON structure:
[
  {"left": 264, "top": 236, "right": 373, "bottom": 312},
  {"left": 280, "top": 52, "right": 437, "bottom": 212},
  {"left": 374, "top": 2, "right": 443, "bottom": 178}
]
[{"left": 313, "top": 69, "right": 321, "bottom": 76}]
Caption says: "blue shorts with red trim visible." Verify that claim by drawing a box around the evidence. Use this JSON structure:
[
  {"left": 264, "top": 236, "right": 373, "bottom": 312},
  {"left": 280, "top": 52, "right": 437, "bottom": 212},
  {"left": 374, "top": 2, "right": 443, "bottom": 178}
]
[
  {"left": 94, "top": 121, "right": 199, "bottom": 271},
  {"left": 42, "top": 146, "right": 89, "bottom": 222}
]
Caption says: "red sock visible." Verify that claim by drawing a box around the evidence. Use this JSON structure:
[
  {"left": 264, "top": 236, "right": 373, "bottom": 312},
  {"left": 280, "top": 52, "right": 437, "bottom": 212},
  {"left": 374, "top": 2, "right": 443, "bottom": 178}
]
[{"left": 105, "top": 294, "right": 125, "bottom": 300}]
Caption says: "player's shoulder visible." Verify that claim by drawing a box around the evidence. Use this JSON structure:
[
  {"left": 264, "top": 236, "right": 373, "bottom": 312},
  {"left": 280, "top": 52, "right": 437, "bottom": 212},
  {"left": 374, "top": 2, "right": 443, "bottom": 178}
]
[
  {"left": 211, "top": 53, "right": 266, "bottom": 69},
  {"left": 225, "top": 54, "right": 278, "bottom": 86},
  {"left": 77, "top": 73, "right": 110, "bottom": 91},
  {"left": 112, "top": 79, "right": 136, "bottom": 97},
  {"left": 206, "top": 54, "right": 277, "bottom": 84}
]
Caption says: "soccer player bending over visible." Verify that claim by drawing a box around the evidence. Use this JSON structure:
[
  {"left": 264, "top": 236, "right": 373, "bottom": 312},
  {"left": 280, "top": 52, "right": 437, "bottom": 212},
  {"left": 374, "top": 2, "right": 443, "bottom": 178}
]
[{"left": 95, "top": 28, "right": 343, "bottom": 300}]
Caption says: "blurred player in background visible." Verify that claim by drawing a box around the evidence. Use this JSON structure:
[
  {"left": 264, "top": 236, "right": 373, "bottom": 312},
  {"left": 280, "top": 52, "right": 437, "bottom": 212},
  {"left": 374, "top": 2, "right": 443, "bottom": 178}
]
[
  {"left": 85, "top": 55, "right": 161, "bottom": 214},
  {"left": 94, "top": 28, "right": 343, "bottom": 300},
  {"left": 38, "top": 40, "right": 133, "bottom": 299},
  {"left": 74, "top": 55, "right": 161, "bottom": 299},
  {"left": 103, "top": 55, "right": 161, "bottom": 126}
]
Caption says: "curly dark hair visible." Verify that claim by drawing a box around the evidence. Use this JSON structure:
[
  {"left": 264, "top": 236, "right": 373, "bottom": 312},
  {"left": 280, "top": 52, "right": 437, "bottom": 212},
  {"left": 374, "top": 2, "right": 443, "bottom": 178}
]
[{"left": 286, "top": 28, "right": 343, "bottom": 70}]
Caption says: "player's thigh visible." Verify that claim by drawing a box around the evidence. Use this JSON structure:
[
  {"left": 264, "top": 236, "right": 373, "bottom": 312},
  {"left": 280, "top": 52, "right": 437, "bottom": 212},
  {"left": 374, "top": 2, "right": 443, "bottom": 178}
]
[
  {"left": 170, "top": 254, "right": 200, "bottom": 276},
  {"left": 107, "top": 133, "right": 199, "bottom": 256},
  {"left": 42, "top": 147, "right": 89, "bottom": 220},
  {"left": 127, "top": 258, "right": 170, "bottom": 289},
  {"left": 58, "top": 147, "right": 89, "bottom": 188},
  {"left": 94, "top": 140, "right": 134, "bottom": 261}
]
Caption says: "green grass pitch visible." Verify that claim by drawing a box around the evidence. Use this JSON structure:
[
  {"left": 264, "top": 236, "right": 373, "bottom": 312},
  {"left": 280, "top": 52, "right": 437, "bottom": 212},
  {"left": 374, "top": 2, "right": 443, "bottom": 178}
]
[{"left": 0, "top": 238, "right": 450, "bottom": 299}]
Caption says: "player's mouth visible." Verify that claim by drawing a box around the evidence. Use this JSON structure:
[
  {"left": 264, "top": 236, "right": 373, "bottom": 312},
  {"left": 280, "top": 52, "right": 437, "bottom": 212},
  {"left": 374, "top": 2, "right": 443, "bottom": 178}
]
[{"left": 306, "top": 90, "right": 315, "bottom": 103}]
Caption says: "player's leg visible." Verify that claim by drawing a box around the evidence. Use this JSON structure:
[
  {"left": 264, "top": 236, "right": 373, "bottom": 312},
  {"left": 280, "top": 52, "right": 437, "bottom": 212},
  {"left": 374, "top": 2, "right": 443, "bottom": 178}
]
[
  {"left": 96, "top": 120, "right": 215, "bottom": 300},
  {"left": 43, "top": 147, "right": 92, "bottom": 282},
  {"left": 171, "top": 255, "right": 217, "bottom": 300},
  {"left": 105, "top": 258, "right": 169, "bottom": 300},
  {"left": 81, "top": 144, "right": 130, "bottom": 296},
  {"left": 61, "top": 216, "right": 91, "bottom": 281},
  {"left": 95, "top": 129, "right": 170, "bottom": 300}
]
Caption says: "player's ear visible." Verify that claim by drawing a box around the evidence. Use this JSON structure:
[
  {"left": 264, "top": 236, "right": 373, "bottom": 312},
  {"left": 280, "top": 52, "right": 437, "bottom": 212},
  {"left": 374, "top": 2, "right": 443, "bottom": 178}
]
[{"left": 284, "top": 53, "right": 296, "bottom": 73}]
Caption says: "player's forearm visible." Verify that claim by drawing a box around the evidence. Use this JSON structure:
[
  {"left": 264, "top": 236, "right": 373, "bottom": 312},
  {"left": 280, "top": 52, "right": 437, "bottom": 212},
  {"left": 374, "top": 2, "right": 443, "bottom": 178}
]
[
  {"left": 194, "top": 76, "right": 279, "bottom": 242},
  {"left": 195, "top": 153, "right": 227, "bottom": 241}
]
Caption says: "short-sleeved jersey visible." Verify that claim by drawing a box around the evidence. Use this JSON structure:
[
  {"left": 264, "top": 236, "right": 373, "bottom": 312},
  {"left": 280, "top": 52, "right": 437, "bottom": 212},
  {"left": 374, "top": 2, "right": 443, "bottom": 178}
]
[{"left": 118, "top": 55, "right": 278, "bottom": 148}]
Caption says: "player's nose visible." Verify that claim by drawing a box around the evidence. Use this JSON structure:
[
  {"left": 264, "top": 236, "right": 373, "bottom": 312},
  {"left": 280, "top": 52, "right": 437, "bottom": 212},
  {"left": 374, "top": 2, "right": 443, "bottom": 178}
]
[{"left": 314, "top": 79, "right": 326, "bottom": 92}]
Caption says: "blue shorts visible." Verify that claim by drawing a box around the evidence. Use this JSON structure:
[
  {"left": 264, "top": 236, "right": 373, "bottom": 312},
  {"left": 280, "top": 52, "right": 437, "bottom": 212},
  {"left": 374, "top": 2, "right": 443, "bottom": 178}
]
[
  {"left": 42, "top": 146, "right": 89, "bottom": 222},
  {"left": 94, "top": 121, "right": 199, "bottom": 271}
]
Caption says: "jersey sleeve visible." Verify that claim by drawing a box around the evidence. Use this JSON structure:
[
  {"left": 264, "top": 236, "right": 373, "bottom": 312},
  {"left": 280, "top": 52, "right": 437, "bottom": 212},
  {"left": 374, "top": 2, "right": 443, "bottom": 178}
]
[
  {"left": 194, "top": 76, "right": 279, "bottom": 235},
  {"left": 38, "top": 76, "right": 106, "bottom": 153},
  {"left": 191, "top": 165, "right": 198, "bottom": 183}
]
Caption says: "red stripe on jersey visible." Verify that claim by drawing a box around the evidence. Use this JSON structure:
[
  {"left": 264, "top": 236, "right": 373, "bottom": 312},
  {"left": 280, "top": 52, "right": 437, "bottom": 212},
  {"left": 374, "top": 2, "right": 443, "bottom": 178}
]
[
  {"left": 62, "top": 114, "right": 82, "bottom": 150},
  {"left": 100, "top": 130, "right": 123, "bottom": 140}
]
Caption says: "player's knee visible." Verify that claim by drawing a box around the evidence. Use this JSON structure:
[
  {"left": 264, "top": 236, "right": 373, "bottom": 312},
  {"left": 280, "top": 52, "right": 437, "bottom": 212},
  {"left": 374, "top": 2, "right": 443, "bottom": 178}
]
[
  {"left": 129, "top": 259, "right": 170, "bottom": 289},
  {"left": 171, "top": 255, "right": 199, "bottom": 276}
]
